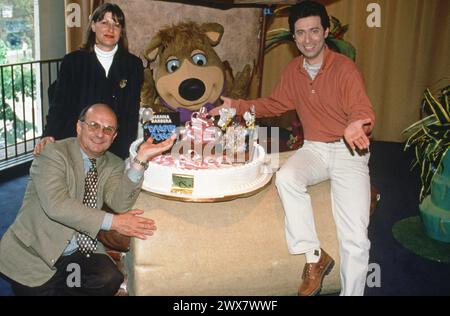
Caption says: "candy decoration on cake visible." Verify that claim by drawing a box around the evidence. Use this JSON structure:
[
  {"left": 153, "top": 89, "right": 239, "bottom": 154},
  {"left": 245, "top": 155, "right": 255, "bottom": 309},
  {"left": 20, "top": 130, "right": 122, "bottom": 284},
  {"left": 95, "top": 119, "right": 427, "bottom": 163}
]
[
  {"left": 218, "top": 107, "right": 236, "bottom": 131},
  {"left": 140, "top": 107, "right": 154, "bottom": 124},
  {"left": 222, "top": 105, "right": 257, "bottom": 160},
  {"left": 223, "top": 125, "right": 247, "bottom": 156},
  {"left": 243, "top": 104, "right": 256, "bottom": 129},
  {"left": 151, "top": 107, "right": 222, "bottom": 170},
  {"left": 152, "top": 149, "right": 220, "bottom": 170},
  {"left": 149, "top": 106, "right": 259, "bottom": 169},
  {"left": 130, "top": 104, "right": 272, "bottom": 199},
  {"left": 181, "top": 107, "right": 218, "bottom": 144}
]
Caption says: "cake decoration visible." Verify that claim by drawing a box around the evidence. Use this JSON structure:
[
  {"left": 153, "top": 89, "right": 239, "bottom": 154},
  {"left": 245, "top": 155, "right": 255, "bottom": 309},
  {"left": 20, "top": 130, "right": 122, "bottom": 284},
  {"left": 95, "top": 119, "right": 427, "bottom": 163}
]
[
  {"left": 130, "top": 105, "right": 272, "bottom": 200},
  {"left": 141, "top": 107, "right": 179, "bottom": 143}
]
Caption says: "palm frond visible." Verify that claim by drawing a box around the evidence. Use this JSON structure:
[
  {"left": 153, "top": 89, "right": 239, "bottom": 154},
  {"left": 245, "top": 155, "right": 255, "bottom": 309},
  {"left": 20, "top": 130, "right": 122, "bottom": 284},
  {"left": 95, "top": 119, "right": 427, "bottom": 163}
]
[
  {"left": 403, "top": 85, "right": 450, "bottom": 202},
  {"left": 424, "top": 88, "right": 450, "bottom": 124},
  {"left": 330, "top": 16, "right": 340, "bottom": 34},
  {"left": 273, "top": 5, "right": 292, "bottom": 15},
  {"left": 326, "top": 37, "right": 356, "bottom": 61},
  {"left": 403, "top": 115, "right": 436, "bottom": 136}
]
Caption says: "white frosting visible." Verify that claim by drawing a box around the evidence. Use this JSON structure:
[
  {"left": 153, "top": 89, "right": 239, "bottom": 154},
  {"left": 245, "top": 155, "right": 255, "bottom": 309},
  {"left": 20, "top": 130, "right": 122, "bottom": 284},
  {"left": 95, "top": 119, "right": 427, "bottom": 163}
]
[{"left": 130, "top": 139, "right": 271, "bottom": 198}]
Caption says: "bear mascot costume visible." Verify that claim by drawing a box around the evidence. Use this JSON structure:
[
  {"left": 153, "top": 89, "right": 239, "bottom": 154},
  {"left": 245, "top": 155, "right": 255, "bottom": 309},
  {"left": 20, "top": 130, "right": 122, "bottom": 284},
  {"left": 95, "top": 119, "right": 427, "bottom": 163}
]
[{"left": 140, "top": 21, "right": 252, "bottom": 124}]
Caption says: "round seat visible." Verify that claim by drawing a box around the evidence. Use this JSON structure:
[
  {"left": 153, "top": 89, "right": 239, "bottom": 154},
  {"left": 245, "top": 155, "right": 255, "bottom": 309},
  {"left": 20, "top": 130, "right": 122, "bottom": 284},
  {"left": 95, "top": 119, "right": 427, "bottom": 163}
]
[{"left": 125, "top": 151, "right": 340, "bottom": 295}]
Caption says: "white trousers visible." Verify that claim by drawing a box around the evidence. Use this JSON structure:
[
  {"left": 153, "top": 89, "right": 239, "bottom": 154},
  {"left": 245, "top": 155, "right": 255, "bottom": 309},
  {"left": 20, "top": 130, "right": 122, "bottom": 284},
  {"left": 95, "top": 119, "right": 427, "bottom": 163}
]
[{"left": 275, "top": 140, "right": 371, "bottom": 296}]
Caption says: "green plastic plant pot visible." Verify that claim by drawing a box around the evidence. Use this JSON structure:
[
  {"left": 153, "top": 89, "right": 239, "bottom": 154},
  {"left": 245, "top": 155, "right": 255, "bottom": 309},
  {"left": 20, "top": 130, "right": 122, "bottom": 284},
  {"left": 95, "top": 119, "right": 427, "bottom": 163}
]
[
  {"left": 419, "top": 196, "right": 450, "bottom": 243},
  {"left": 431, "top": 172, "right": 450, "bottom": 210}
]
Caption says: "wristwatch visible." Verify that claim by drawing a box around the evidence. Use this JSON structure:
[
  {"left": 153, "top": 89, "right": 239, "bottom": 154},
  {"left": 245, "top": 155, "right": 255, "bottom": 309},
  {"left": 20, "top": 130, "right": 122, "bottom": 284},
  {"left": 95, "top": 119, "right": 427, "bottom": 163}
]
[{"left": 133, "top": 156, "right": 149, "bottom": 170}]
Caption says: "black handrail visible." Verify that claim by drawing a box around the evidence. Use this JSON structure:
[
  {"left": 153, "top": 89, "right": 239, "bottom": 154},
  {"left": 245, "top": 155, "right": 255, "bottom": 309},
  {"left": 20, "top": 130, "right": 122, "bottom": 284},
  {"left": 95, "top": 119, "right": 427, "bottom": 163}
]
[
  {"left": 0, "top": 58, "right": 62, "bottom": 68},
  {"left": 0, "top": 58, "right": 62, "bottom": 170}
]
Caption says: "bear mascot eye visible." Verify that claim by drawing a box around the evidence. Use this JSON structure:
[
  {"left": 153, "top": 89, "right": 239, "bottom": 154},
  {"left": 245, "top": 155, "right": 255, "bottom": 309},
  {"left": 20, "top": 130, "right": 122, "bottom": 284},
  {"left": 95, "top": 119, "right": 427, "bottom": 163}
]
[
  {"left": 191, "top": 53, "right": 207, "bottom": 66},
  {"left": 166, "top": 58, "right": 181, "bottom": 73}
]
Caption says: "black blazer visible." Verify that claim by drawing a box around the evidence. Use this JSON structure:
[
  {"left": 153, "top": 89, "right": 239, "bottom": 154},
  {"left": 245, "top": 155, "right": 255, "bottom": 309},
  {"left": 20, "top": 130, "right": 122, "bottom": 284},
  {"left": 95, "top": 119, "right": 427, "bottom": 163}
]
[{"left": 44, "top": 47, "right": 144, "bottom": 159}]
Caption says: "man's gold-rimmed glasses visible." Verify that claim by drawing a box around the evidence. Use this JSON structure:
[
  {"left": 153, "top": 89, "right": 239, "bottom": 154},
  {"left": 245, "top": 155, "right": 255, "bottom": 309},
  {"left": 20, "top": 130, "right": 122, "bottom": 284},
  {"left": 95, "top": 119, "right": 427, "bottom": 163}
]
[{"left": 80, "top": 120, "right": 117, "bottom": 136}]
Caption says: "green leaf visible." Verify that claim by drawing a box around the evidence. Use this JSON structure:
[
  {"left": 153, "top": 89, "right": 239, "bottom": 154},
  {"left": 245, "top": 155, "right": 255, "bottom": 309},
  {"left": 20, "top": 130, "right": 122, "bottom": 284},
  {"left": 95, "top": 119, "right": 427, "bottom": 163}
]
[
  {"left": 403, "top": 86, "right": 450, "bottom": 202},
  {"left": 264, "top": 29, "right": 292, "bottom": 52},
  {"left": 330, "top": 16, "right": 341, "bottom": 34},
  {"left": 402, "top": 115, "right": 436, "bottom": 135},
  {"left": 326, "top": 38, "right": 356, "bottom": 61},
  {"left": 424, "top": 88, "right": 450, "bottom": 124}
]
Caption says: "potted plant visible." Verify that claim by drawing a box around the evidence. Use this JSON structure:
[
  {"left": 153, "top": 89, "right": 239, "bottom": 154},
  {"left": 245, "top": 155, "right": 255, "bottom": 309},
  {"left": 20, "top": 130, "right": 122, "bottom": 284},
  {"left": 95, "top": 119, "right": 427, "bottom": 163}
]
[{"left": 403, "top": 85, "right": 450, "bottom": 242}]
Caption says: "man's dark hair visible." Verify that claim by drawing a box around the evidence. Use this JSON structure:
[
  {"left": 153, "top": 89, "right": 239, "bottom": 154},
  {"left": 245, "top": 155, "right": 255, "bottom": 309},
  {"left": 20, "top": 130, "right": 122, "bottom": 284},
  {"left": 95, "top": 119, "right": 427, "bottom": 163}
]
[
  {"left": 288, "top": 0, "right": 331, "bottom": 35},
  {"left": 82, "top": 3, "right": 128, "bottom": 52}
]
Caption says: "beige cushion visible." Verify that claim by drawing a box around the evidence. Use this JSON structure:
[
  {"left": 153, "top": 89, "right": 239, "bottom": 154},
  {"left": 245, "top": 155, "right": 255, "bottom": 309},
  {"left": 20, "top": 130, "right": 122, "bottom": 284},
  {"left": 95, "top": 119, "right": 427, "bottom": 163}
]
[{"left": 125, "top": 151, "right": 340, "bottom": 295}]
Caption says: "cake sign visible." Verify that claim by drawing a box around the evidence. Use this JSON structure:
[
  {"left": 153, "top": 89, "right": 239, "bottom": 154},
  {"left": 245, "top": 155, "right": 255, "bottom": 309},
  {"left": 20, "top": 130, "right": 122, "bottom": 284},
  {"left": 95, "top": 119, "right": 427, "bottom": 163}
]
[
  {"left": 142, "top": 109, "right": 180, "bottom": 143},
  {"left": 171, "top": 174, "right": 194, "bottom": 195}
]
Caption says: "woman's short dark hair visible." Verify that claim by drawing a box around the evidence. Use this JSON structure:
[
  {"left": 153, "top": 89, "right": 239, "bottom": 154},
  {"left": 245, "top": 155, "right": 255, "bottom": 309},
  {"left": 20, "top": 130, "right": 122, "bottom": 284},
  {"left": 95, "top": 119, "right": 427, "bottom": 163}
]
[
  {"left": 82, "top": 3, "right": 128, "bottom": 52},
  {"left": 288, "top": 0, "right": 331, "bottom": 35}
]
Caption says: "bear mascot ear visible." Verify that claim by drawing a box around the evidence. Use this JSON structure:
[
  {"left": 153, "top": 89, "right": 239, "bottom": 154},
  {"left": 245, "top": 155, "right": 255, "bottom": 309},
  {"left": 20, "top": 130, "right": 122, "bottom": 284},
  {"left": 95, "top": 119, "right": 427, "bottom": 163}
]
[
  {"left": 199, "top": 22, "right": 252, "bottom": 101},
  {"left": 200, "top": 23, "right": 224, "bottom": 47},
  {"left": 140, "top": 34, "right": 162, "bottom": 110},
  {"left": 144, "top": 34, "right": 162, "bottom": 62}
]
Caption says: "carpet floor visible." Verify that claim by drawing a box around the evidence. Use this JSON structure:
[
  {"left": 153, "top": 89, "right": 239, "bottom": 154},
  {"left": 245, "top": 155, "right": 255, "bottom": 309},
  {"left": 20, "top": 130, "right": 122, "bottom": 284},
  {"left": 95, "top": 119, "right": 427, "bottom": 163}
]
[{"left": 1, "top": 141, "right": 449, "bottom": 296}]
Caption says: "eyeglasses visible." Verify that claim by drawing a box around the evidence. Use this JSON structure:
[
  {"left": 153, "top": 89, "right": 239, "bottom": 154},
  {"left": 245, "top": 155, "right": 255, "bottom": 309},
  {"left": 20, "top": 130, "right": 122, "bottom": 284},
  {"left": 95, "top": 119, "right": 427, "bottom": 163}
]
[
  {"left": 80, "top": 120, "right": 117, "bottom": 136},
  {"left": 97, "top": 19, "right": 121, "bottom": 30}
]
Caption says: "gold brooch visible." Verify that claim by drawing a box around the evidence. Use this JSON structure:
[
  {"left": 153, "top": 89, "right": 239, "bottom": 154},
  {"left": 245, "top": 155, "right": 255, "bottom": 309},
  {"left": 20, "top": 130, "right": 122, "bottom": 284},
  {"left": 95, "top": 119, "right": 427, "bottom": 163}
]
[{"left": 119, "top": 79, "right": 127, "bottom": 88}]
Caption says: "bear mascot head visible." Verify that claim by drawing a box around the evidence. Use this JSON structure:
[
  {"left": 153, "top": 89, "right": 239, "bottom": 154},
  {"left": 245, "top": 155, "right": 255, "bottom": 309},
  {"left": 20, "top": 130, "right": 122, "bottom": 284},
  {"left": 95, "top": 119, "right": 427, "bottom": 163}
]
[{"left": 141, "top": 21, "right": 252, "bottom": 124}]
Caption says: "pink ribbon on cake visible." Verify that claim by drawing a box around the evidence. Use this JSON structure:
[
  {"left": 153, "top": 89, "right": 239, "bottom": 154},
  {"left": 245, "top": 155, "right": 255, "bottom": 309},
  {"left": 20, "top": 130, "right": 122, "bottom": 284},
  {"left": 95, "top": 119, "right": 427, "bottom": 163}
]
[
  {"left": 176, "top": 150, "right": 221, "bottom": 170},
  {"left": 152, "top": 154, "right": 174, "bottom": 166},
  {"left": 152, "top": 151, "right": 221, "bottom": 170},
  {"left": 182, "top": 107, "right": 217, "bottom": 144}
]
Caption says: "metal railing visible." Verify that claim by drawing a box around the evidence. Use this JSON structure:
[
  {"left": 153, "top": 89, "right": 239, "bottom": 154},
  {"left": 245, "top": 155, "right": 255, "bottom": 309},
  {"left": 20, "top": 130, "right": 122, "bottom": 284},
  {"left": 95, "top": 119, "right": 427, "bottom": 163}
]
[{"left": 0, "top": 58, "right": 62, "bottom": 171}]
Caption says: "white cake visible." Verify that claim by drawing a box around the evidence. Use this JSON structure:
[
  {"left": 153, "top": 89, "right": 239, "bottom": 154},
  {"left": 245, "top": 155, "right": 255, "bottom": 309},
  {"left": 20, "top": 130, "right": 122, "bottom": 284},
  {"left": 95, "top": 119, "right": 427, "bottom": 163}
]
[{"left": 129, "top": 138, "right": 272, "bottom": 199}]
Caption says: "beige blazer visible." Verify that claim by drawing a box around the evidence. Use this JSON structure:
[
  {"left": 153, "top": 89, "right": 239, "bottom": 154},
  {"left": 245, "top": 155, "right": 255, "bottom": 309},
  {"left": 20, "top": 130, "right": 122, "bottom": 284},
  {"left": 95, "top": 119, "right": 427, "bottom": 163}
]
[{"left": 0, "top": 138, "right": 143, "bottom": 287}]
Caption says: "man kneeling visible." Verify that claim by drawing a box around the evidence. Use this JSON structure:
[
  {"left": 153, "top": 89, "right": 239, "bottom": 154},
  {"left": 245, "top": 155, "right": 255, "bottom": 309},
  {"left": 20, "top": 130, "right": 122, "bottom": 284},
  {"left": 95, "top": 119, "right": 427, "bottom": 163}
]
[{"left": 0, "top": 103, "right": 174, "bottom": 296}]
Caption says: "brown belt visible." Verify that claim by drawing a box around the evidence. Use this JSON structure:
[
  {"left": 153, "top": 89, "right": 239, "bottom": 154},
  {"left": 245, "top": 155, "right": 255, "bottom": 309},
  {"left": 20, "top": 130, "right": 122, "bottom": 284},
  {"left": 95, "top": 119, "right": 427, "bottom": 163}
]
[{"left": 326, "top": 138, "right": 343, "bottom": 143}]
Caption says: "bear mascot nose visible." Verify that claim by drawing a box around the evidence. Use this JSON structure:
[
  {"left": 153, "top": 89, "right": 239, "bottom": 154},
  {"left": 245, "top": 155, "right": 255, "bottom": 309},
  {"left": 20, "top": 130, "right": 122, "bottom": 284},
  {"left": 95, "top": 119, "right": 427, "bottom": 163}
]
[{"left": 179, "top": 78, "right": 206, "bottom": 101}]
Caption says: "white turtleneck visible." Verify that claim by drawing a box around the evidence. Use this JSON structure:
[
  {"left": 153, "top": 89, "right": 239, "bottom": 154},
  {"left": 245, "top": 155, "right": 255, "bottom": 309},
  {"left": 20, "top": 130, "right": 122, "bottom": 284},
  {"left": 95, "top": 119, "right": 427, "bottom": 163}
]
[
  {"left": 95, "top": 44, "right": 118, "bottom": 77},
  {"left": 303, "top": 58, "right": 322, "bottom": 81}
]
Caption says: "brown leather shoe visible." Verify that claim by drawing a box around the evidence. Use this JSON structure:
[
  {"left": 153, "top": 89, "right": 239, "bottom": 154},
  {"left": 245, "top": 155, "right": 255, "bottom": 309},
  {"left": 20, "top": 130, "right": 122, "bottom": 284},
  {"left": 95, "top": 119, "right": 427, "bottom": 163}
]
[{"left": 298, "top": 249, "right": 335, "bottom": 296}]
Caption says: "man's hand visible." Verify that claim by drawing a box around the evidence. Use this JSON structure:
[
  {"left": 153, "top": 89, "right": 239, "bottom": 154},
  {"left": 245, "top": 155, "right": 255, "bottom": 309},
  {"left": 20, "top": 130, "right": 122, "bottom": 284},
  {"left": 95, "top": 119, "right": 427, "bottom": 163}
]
[
  {"left": 111, "top": 209, "right": 156, "bottom": 240},
  {"left": 343, "top": 118, "right": 372, "bottom": 151},
  {"left": 135, "top": 134, "right": 176, "bottom": 162},
  {"left": 33, "top": 136, "right": 55, "bottom": 156},
  {"left": 208, "top": 96, "right": 234, "bottom": 116}
]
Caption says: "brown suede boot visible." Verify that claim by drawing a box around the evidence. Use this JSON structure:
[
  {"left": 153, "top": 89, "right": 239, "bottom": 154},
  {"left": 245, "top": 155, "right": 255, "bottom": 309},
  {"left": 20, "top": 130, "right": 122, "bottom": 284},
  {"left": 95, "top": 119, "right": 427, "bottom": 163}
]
[{"left": 298, "top": 249, "right": 335, "bottom": 296}]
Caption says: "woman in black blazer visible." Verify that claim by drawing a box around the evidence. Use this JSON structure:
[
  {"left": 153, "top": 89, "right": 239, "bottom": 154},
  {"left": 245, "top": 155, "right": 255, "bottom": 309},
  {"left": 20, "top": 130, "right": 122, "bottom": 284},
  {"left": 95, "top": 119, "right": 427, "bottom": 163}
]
[{"left": 34, "top": 3, "right": 144, "bottom": 159}]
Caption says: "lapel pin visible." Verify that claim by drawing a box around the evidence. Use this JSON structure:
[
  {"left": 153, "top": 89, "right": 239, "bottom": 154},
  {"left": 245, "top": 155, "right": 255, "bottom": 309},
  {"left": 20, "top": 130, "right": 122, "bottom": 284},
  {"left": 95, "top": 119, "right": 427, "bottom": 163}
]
[{"left": 119, "top": 79, "right": 127, "bottom": 88}]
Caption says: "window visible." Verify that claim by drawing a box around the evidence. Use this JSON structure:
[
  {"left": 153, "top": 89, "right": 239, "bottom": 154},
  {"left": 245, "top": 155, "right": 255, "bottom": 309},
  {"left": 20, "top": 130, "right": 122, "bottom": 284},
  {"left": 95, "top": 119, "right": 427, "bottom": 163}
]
[
  {"left": 0, "top": 0, "right": 35, "bottom": 64},
  {"left": 0, "top": 0, "right": 37, "bottom": 164}
]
